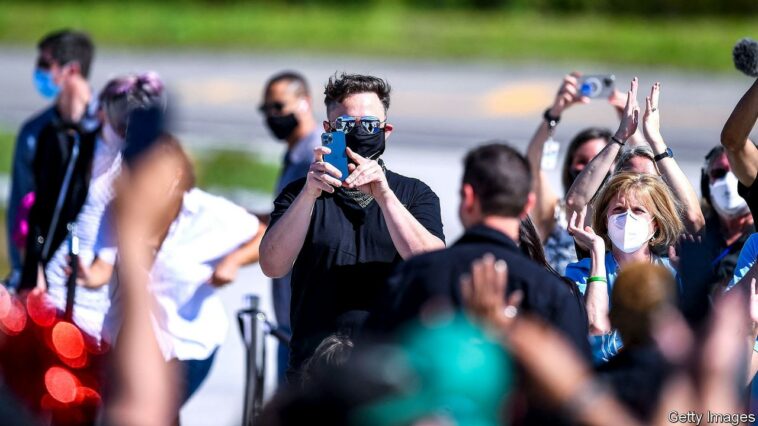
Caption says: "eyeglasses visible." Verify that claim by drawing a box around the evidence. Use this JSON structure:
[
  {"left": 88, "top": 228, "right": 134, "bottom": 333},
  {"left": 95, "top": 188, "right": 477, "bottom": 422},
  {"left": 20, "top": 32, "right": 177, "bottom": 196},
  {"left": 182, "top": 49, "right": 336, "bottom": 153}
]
[
  {"left": 258, "top": 102, "right": 286, "bottom": 115},
  {"left": 329, "top": 115, "right": 386, "bottom": 134},
  {"left": 709, "top": 168, "right": 729, "bottom": 181}
]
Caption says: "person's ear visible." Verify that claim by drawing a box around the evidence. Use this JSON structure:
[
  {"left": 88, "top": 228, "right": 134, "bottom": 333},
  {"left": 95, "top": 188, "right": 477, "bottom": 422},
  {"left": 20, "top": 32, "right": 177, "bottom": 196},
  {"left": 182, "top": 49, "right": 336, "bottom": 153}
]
[
  {"left": 64, "top": 61, "right": 81, "bottom": 77},
  {"left": 384, "top": 123, "right": 394, "bottom": 139},
  {"left": 519, "top": 192, "right": 537, "bottom": 219},
  {"left": 461, "top": 183, "right": 477, "bottom": 213},
  {"left": 323, "top": 120, "right": 331, "bottom": 132}
]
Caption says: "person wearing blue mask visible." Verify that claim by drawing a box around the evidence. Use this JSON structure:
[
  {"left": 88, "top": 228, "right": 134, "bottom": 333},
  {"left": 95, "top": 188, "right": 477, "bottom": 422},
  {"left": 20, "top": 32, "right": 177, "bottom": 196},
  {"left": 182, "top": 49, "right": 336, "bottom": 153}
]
[{"left": 6, "top": 29, "right": 96, "bottom": 289}]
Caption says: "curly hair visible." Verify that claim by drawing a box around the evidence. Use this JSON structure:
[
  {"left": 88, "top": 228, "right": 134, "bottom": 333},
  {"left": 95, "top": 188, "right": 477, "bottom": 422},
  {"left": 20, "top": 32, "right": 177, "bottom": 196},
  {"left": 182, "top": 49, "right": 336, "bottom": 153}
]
[{"left": 324, "top": 72, "right": 390, "bottom": 114}]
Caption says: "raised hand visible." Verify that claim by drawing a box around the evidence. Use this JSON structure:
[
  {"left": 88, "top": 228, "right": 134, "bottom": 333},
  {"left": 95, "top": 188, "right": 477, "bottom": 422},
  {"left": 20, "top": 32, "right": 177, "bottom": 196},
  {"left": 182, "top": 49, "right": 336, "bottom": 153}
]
[
  {"left": 460, "top": 253, "right": 523, "bottom": 333},
  {"left": 568, "top": 207, "right": 605, "bottom": 256},
  {"left": 303, "top": 146, "right": 343, "bottom": 199},
  {"left": 343, "top": 147, "right": 390, "bottom": 200},
  {"left": 613, "top": 77, "right": 640, "bottom": 143},
  {"left": 643, "top": 82, "right": 665, "bottom": 147},
  {"left": 549, "top": 72, "right": 590, "bottom": 117}
]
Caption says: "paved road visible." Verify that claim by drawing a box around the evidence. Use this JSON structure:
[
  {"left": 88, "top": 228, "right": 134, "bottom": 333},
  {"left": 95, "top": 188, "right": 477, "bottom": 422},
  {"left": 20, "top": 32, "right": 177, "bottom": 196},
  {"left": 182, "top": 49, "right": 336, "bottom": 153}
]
[{"left": 1, "top": 46, "right": 757, "bottom": 425}]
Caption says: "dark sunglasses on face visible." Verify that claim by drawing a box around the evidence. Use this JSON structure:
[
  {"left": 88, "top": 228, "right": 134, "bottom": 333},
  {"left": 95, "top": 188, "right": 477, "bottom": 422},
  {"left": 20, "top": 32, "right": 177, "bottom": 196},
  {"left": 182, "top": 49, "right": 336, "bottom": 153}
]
[
  {"left": 709, "top": 168, "right": 729, "bottom": 181},
  {"left": 258, "top": 102, "right": 286, "bottom": 115},
  {"left": 329, "top": 115, "right": 386, "bottom": 134},
  {"left": 36, "top": 57, "right": 53, "bottom": 70}
]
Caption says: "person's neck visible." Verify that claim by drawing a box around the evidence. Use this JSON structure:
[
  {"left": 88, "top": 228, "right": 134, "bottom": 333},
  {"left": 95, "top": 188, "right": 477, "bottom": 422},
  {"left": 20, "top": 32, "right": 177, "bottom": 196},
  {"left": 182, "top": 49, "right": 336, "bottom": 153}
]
[
  {"left": 719, "top": 213, "right": 752, "bottom": 246},
  {"left": 612, "top": 244, "right": 652, "bottom": 267},
  {"left": 286, "top": 118, "right": 316, "bottom": 150},
  {"left": 479, "top": 216, "right": 521, "bottom": 242}
]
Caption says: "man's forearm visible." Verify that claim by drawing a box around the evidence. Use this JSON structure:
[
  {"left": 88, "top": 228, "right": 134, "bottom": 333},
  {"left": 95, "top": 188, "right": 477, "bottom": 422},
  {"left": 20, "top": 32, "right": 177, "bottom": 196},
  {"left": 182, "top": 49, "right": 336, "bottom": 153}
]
[
  {"left": 722, "top": 78, "right": 758, "bottom": 152},
  {"left": 377, "top": 191, "right": 444, "bottom": 260},
  {"left": 259, "top": 191, "right": 316, "bottom": 278}
]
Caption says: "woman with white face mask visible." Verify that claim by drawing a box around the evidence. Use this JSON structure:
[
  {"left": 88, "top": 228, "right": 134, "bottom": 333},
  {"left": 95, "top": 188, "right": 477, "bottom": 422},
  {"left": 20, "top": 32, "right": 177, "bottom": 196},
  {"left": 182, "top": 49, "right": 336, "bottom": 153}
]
[{"left": 565, "top": 172, "right": 684, "bottom": 365}]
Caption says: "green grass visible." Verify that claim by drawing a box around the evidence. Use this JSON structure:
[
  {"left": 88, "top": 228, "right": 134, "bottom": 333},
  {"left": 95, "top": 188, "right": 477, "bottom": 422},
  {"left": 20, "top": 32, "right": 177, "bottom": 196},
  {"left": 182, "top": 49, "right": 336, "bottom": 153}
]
[
  {"left": 193, "top": 149, "right": 280, "bottom": 193},
  {"left": 0, "top": 1, "right": 756, "bottom": 71},
  {"left": 0, "top": 131, "right": 13, "bottom": 175}
]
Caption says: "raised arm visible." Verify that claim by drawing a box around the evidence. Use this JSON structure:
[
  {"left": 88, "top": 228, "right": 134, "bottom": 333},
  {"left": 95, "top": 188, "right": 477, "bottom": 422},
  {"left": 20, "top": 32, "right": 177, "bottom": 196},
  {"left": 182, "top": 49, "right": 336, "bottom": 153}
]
[
  {"left": 526, "top": 73, "right": 588, "bottom": 240},
  {"left": 566, "top": 77, "right": 640, "bottom": 220},
  {"left": 642, "top": 83, "right": 705, "bottom": 234},
  {"left": 259, "top": 146, "right": 343, "bottom": 278},
  {"left": 721, "top": 77, "right": 758, "bottom": 186},
  {"left": 344, "top": 148, "right": 444, "bottom": 259},
  {"left": 568, "top": 207, "right": 609, "bottom": 335}
]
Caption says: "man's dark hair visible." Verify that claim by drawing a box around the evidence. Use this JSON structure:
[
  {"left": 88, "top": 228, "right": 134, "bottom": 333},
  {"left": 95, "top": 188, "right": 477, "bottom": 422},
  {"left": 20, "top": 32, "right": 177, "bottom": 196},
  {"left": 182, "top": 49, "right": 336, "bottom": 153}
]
[
  {"left": 463, "top": 142, "right": 532, "bottom": 217},
  {"left": 265, "top": 70, "right": 310, "bottom": 98},
  {"left": 324, "top": 73, "right": 391, "bottom": 114},
  {"left": 37, "top": 29, "right": 95, "bottom": 78}
]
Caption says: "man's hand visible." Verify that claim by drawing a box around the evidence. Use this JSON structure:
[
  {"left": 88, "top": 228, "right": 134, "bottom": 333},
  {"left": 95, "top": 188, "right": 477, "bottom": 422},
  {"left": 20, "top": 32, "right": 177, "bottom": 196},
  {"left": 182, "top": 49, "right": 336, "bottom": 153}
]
[
  {"left": 57, "top": 73, "right": 91, "bottom": 124},
  {"left": 549, "top": 72, "right": 590, "bottom": 117},
  {"left": 643, "top": 82, "right": 665, "bottom": 148},
  {"left": 613, "top": 77, "right": 640, "bottom": 143},
  {"left": 303, "top": 146, "right": 343, "bottom": 199},
  {"left": 344, "top": 148, "right": 391, "bottom": 200},
  {"left": 460, "top": 254, "right": 523, "bottom": 333},
  {"left": 209, "top": 255, "right": 241, "bottom": 287}
]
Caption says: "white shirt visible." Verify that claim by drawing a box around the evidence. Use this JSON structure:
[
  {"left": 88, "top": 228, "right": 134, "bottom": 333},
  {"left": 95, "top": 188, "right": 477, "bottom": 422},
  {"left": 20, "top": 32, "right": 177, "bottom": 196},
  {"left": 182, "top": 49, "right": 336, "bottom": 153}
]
[
  {"left": 45, "top": 135, "right": 121, "bottom": 341},
  {"left": 145, "top": 188, "right": 259, "bottom": 361}
]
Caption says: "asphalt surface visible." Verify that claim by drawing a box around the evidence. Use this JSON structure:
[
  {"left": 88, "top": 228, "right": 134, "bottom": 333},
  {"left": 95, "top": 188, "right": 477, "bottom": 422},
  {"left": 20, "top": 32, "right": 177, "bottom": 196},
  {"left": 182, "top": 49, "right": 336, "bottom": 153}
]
[{"left": 1, "top": 45, "right": 757, "bottom": 425}]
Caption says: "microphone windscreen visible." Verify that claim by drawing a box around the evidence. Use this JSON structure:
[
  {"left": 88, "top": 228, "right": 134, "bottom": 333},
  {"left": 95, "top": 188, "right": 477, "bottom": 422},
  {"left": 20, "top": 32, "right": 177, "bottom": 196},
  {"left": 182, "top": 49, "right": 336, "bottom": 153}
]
[{"left": 733, "top": 37, "right": 758, "bottom": 77}]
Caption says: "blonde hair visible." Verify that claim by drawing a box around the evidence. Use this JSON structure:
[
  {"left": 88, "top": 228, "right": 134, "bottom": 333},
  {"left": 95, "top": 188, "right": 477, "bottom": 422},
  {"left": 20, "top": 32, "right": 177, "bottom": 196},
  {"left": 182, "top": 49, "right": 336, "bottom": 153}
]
[{"left": 592, "top": 172, "right": 684, "bottom": 250}]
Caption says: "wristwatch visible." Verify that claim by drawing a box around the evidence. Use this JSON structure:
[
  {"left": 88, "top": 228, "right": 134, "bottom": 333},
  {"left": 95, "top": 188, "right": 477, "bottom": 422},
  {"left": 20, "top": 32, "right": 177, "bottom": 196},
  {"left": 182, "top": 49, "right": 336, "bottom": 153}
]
[{"left": 654, "top": 147, "right": 673, "bottom": 162}]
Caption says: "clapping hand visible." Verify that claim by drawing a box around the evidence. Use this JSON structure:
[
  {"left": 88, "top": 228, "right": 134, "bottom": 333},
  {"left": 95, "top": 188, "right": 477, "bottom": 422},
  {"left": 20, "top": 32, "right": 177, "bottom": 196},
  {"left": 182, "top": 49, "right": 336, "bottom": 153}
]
[
  {"left": 613, "top": 77, "right": 640, "bottom": 143},
  {"left": 643, "top": 82, "right": 665, "bottom": 147}
]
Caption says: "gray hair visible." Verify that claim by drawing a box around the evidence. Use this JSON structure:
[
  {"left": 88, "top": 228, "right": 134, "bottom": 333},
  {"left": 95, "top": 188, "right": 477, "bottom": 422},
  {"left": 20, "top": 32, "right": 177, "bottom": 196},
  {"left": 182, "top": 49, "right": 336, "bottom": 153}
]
[{"left": 614, "top": 145, "right": 657, "bottom": 174}]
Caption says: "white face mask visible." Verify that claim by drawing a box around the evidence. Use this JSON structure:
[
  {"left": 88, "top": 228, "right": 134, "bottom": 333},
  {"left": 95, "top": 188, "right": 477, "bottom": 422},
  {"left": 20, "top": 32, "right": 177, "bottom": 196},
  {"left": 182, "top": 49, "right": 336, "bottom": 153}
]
[
  {"left": 607, "top": 210, "right": 654, "bottom": 253},
  {"left": 709, "top": 171, "right": 749, "bottom": 219}
]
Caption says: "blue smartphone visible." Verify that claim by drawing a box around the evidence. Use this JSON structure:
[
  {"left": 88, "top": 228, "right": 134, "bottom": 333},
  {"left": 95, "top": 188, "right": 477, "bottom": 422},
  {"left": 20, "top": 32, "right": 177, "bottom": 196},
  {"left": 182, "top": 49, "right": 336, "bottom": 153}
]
[{"left": 321, "top": 131, "right": 349, "bottom": 182}]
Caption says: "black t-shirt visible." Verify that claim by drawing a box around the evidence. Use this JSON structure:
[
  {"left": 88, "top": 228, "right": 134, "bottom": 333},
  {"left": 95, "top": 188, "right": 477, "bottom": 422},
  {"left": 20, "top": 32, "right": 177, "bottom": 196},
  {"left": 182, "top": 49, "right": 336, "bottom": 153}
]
[
  {"left": 738, "top": 172, "right": 758, "bottom": 224},
  {"left": 269, "top": 170, "right": 444, "bottom": 379}
]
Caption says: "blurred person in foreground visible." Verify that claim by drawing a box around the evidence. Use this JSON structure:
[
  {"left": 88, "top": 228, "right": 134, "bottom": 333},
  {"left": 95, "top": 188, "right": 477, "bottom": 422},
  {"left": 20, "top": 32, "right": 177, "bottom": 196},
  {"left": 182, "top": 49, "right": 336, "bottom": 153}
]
[
  {"left": 101, "top": 133, "right": 266, "bottom": 418},
  {"left": 259, "top": 73, "right": 445, "bottom": 383},
  {"left": 372, "top": 143, "right": 589, "bottom": 357},
  {"left": 461, "top": 254, "right": 756, "bottom": 426},
  {"left": 7, "top": 29, "right": 96, "bottom": 288},
  {"left": 19, "top": 73, "right": 165, "bottom": 343},
  {"left": 259, "top": 71, "right": 322, "bottom": 382}
]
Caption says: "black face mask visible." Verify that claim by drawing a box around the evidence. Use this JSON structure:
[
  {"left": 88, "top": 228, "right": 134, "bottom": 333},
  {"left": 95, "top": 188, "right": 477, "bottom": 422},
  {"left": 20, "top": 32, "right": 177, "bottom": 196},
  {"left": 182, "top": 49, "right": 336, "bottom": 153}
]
[
  {"left": 345, "top": 127, "right": 385, "bottom": 160},
  {"left": 567, "top": 168, "right": 582, "bottom": 187},
  {"left": 266, "top": 113, "right": 298, "bottom": 141}
]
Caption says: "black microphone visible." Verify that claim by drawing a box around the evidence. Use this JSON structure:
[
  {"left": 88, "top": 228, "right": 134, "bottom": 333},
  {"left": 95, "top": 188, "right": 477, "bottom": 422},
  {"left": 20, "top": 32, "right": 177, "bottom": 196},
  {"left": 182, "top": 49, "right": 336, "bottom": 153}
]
[{"left": 733, "top": 37, "right": 758, "bottom": 77}]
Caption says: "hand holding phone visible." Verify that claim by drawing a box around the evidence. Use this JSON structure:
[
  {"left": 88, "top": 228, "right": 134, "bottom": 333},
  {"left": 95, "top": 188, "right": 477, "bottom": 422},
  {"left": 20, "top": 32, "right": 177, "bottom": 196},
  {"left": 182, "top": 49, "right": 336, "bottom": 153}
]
[{"left": 321, "top": 132, "right": 349, "bottom": 182}]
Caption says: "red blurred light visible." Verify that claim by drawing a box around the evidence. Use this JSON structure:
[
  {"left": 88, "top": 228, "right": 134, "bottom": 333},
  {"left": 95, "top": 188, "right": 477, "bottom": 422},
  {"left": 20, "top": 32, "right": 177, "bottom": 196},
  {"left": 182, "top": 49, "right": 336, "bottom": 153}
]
[
  {"left": 52, "top": 322, "right": 85, "bottom": 360},
  {"left": 0, "top": 298, "right": 27, "bottom": 335},
  {"left": 26, "top": 291, "right": 57, "bottom": 327},
  {"left": 75, "top": 386, "right": 101, "bottom": 404},
  {"left": 0, "top": 285, "right": 10, "bottom": 319},
  {"left": 45, "top": 367, "right": 79, "bottom": 404}
]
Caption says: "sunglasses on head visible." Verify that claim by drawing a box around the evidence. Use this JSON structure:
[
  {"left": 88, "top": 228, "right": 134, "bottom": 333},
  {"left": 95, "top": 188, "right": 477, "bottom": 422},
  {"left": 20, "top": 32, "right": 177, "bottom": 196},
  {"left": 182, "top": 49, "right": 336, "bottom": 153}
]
[
  {"left": 329, "top": 115, "right": 385, "bottom": 134},
  {"left": 258, "top": 102, "right": 286, "bottom": 115}
]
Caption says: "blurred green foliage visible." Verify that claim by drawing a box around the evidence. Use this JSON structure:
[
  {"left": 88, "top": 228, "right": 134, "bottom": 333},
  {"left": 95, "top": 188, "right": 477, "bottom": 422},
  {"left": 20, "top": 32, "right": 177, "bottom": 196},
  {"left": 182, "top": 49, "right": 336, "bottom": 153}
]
[{"left": 0, "top": 1, "right": 756, "bottom": 71}]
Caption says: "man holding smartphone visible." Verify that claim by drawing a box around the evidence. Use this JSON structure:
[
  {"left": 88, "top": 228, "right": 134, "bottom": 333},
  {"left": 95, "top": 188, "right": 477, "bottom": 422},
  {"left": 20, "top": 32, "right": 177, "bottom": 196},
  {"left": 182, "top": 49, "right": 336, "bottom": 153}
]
[{"left": 259, "top": 73, "right": 445, "bottom": 383}]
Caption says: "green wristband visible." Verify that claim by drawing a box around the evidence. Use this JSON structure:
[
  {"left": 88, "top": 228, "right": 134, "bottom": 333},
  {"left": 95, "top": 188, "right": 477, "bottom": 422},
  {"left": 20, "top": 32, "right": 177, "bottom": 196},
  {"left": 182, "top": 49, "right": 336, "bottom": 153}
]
[{"left": 587, "top": 276, "right": 607, "bottom": 284}]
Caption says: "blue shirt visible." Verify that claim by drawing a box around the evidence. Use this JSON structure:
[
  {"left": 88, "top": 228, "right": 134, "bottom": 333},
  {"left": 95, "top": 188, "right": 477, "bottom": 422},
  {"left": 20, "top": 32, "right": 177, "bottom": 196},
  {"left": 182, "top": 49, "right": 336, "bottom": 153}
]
[{"left": 565, "top": 252, "right": 677, "bottom": 365}]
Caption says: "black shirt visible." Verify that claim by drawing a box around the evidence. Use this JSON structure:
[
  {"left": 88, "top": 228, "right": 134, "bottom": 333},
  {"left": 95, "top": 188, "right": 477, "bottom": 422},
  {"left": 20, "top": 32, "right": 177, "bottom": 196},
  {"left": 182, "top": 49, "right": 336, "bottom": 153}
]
[
  {"left": 269, "top": 170, "right": 444, "bottom": 379},
  {"left": 370, "top": 224, "right": 591, "bottom": 359}
]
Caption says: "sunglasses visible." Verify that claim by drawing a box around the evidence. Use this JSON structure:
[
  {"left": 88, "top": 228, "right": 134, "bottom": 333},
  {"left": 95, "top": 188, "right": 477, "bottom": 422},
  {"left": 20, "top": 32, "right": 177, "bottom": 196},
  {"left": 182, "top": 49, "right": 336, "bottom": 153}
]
[
  {"left": 258, "top": 102, "right": 286, "bottom": 115},
  {"left": 709, "top": 168, "right": 729, "bottom": 181},
  {"left": 329, "top": 115, "right": 386, "bottom": 134}
]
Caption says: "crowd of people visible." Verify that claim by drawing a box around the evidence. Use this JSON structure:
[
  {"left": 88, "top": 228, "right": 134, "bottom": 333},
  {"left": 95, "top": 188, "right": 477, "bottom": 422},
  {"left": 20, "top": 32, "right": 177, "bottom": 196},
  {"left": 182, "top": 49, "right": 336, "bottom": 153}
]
[{"left": 3, "top": 28, "right": 758, "bottom": 426}]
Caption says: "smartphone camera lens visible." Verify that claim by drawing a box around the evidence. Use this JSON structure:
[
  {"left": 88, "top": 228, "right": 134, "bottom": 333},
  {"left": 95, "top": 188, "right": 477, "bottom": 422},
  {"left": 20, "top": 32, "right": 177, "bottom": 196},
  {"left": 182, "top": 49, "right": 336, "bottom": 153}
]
[{"left": 581, "top": 77, "right": 601, "bottom": 98}]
